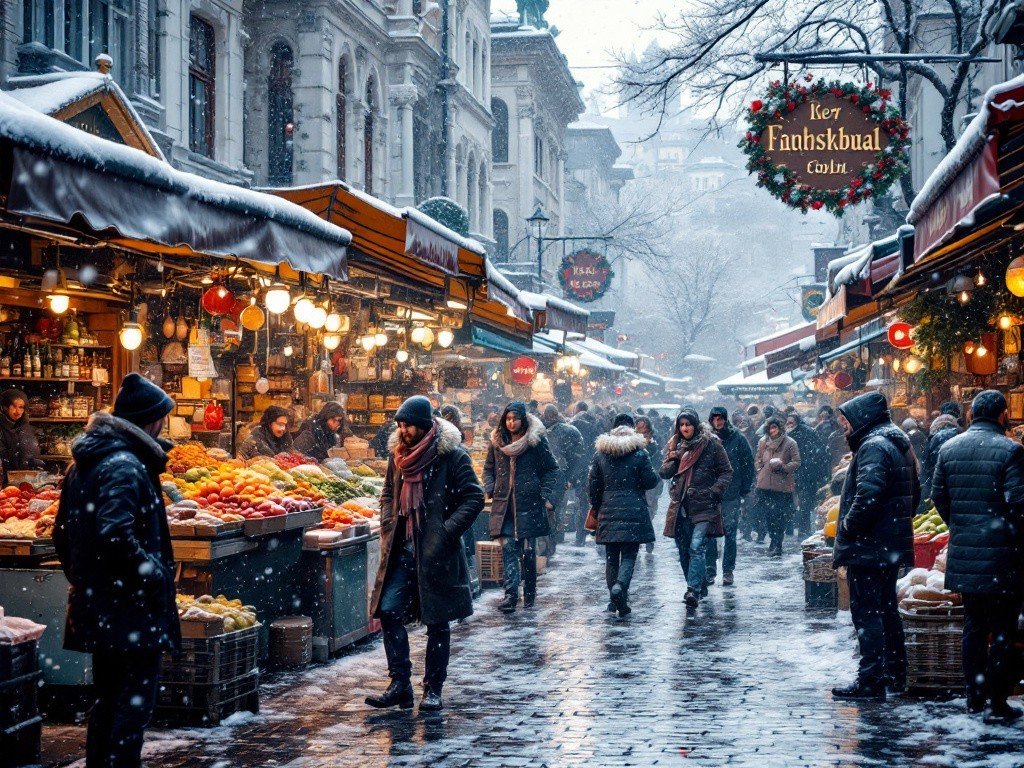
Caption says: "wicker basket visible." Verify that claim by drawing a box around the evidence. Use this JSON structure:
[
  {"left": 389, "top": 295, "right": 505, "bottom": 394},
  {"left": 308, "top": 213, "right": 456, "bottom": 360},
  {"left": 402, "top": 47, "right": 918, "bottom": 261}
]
[
  {"left": 900, "top": 603, "right": 964, "bottom": 693},
  {"left": 803, "top": 554, "right": 837, "bottom": 583}
]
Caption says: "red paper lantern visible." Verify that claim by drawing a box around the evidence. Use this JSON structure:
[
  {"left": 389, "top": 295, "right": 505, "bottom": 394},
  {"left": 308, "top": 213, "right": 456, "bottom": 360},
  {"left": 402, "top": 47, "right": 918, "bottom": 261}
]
[
  {"left": 887, "top": 322, "right": 914, "bottom": 350},
  {"left": 833, "top": 371, "right": 854, "bottom": 390},
  {"left": 201, "top": 281, "right": 235, "bottom": 316},
  {"left": 510, "top": 356, "right": 537, "bottom": 385}
]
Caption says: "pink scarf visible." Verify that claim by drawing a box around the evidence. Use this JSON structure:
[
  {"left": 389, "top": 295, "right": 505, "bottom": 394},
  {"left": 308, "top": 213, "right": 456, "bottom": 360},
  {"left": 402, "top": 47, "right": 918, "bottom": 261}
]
[{"left": 395, "top": 422, "right": 438, "bottom": 536}]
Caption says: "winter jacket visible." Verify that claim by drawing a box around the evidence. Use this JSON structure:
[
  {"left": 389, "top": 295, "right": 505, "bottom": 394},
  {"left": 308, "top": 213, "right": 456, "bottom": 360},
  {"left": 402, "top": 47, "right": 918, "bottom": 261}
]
[
  {"left": 832, "top": 392, "right": 918, "bottom": 570},
  {"left": 546, "top": 420, "right": 586, "bottom": 488},
  {"left": 53, "top": 412, "right": 180, "bottom": 654},
  {"left": 661, "top": 432, "right": 733, "bottom": 537},
  {"left": 931, "top": 419, "right": 1024, "bottom": 594},
  {"left": 816, "top": 417, "right": 847, "bottom": 468},
  {"left": 293, "top": 416, "right": 340, "bottom": 462},
  {"left": 788, "top": 422, "right": 831, "bottom": 492},
  {"left": 0, "top": 413, "right": 43, "bottom": 476},
  {"left": 370, "top": 422, "right": 396, "bottom": 458},
  {"left": 484, "top": 414, "right": 561, "bottom": 540},
  {"left": 713, "top": 424, "right": 755, "bottom": 501},
  {"left": 370, "top": 418, "right": 484, "bottom": 625},
  {"left": 901, "top": 420, "right": 928, "bottom": 467},
  {"left": 571, "top": 412, "right": 601, "bottom": 463},
  {"left": 922, "top": 415, "right": 960, "bottom": 498},
  {"left": 238, "top": 424, "right": 293, "bottom": 461},
  {"left": 755, "top": 435, "right": 801, "bottom": 494},
  {"left": 589, "top": 427, "right": 659, "bottom": 544}
]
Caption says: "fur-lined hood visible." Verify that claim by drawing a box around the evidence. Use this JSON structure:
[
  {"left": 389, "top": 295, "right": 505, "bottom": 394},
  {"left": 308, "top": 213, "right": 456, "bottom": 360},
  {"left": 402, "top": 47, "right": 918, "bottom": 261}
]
[
  {"left": 388, "top": 417, "right": 465, "bottom": 456},
  {"left": 491, "top": 413, "right": 546, "bottom": 449},
  {"left": 929, "top": 414, "right": 959, "bottom": 436},
  {"left": 72, "top": 411, "right": 171, "bottom": 473},
  {"left": 595, "top": 426, "right": 648, "bottom": 457}
]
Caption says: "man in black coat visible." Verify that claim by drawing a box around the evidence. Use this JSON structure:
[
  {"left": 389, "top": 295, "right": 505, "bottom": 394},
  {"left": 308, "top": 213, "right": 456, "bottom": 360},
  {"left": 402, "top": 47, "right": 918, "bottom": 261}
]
[
  {"left": 706, "top": 406, "right": 754, "bottom": 586},
  {"left": 786, "top": 413, "right": 832, "bottom": 538},
  {"left": 485, "top": 401, "right": 561, "bottom": 613},
  {"left": 832, "top": 391, "right": 918, "bottom": 702},
  {"left": 922, "top": 413, "right": 960, "bottom": 499},
  {"left": 54, "top": 374, "right": 179, "bottom": 768},
  {"left": 367, "top": 396, "right": 483, "bottom": 711},
  {"left": 931, "top": 390, "right": 1024, "bottom": 724},
  {"left": 571, "top": 402, "right": 602, "bottom": 546},
  {"left": 541, "top": 405, "right": 585, "bottom": 548}
]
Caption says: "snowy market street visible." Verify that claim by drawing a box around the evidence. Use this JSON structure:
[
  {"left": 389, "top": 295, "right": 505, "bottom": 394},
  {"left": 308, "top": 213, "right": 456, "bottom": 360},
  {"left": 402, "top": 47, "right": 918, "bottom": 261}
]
[{"left": 40, "top": 513, "right": 1024, "bottom": 768}]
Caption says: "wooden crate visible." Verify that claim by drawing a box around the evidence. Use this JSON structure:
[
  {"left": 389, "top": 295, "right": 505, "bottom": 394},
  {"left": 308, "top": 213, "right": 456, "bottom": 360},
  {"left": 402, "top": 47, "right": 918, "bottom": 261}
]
[
  {"left": 900, "top": 604, "right": 965, "bottom": 693},
  {"left": 476, "top": 541, "right": 503, "bottom": 586}
]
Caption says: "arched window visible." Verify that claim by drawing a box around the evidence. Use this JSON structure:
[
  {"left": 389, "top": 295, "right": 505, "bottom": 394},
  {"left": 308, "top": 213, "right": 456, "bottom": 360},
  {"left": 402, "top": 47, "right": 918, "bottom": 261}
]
[
  {"left": 493, "top": 210, "right": 509, "bottom": 261},
  {"left": 364, "top": 77, "right": 376, "bottom": 194},
  {"left": 267, "top": 42, "right": 294, "bottom": 185},
  {"left": 188, "top": 15, "right": 216, "bottom": 158},
  {"left": 472, "top": 40, "right": 480, "bottom": 97},
  {"left": 336, "top": 58, "right": 347, "bottom": 180},
  {"left": 491, "top": 98, "right": 508, "bottom": 163}
]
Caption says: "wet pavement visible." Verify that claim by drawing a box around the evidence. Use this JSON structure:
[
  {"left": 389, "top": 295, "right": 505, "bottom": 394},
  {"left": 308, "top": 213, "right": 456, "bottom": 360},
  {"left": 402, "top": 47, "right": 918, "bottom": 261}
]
[{"left": 43, "top": 507, "right": 1024, "bottom": 768}]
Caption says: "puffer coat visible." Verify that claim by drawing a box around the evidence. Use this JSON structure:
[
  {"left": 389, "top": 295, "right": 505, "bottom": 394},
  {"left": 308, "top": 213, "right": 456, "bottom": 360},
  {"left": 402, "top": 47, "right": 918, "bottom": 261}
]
[
  {"left": 931, "top": 419, "right": 1024, "bottom": 594},
  {"left": 53, "top": 412, "right": 180, "bottom": 654},
  {"left": 660, "top": 431, "right": 733, "bottom": 537},
  {"left": 0, "top": 413, "right": 43, "bottom": 475},
  {"left": 370, "top": 418, "right": 484, "bottom": 625},
  {"left": 714, "top": 424, "right": 755, "bottom": 501},
  {"left": 293, "top": 416, "right": 340, "bottom": 462},
  {"left": 922, "top": 415, "right": 960, "bottom": 498},
  {"left": 588, "top": 427, "right": 659, "bottom": 544},
  {"left": 832, "top": 392, "right": 918, "bottom": 570},
  {"left": 546, "top": 420, "right": 586, "bottom": 488},
  {"left": 484, "top": 413, "right": 561, "bottom": 540}
]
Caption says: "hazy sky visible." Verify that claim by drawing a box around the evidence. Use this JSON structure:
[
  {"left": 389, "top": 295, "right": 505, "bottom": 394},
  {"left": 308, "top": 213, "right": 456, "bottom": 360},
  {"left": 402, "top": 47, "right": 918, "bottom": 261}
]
[{"left": 491, "top": 0, "right": 681, "bottom": 111}]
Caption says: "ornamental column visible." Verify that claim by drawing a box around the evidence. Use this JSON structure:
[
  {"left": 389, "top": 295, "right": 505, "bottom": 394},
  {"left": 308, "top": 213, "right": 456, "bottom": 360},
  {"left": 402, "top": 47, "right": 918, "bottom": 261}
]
[{"left": 390, "top": 83, "right": 419, "bottom": 207}]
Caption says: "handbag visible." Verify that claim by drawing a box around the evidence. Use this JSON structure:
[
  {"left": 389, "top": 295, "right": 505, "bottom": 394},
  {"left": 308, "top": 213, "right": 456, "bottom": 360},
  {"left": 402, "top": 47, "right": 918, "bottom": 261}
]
[{"left": 585, "top": 507, "right": 598, "bottom": 532}]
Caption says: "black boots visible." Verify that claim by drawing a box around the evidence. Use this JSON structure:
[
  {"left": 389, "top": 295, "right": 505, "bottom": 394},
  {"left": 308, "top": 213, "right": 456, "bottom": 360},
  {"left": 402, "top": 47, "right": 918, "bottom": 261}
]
[
  {"left": 420, "top": 684, "right": 443, "bottom": 712},
  {"left": 831, "top": 680, "right": 885, "bottom": 702},
  {"left": 366, "top": 679, "right": 414, "bottom": 709},
  {"left": 983, "top": 702, "right": 1023, "bottom": 724},
  {"left": 722, "top": 572, "right": 735, "bottom": 586},
  {"left": 497, "top": 593, "right": 517, "bottom": 614},
  {"left": 610, "top": 583, "right": 630, "bottom": 617},
  {"left": 684, "top": 589, "right": 699, "bottom": 608}
]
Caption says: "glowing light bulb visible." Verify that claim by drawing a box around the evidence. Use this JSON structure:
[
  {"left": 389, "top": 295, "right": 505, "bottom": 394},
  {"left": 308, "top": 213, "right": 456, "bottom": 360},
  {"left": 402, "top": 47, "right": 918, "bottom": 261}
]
[
  {"left": 396, "top": 349, "right": 409, "bottom": 363},
  {"left": 437, "top": 328, "right": 455, "bottom": 348},
  {"left": 375, "top": 331, "right": 388, "bottom": 347},
  {"left": 283, "top": 344, "right": 294, "bottom": 357},
  {"left": 293, "top": 297, "right": 315, "bottom": 324},
  {"left": 265, "top": 283, "right": 291, "bottom": 315},
  {"left": 420, "top": 327, "right": 435, "bottom": 347},
  {"left": 325, "top": 313, "right": 342, "bottom": 333},
  {"left": 119, "top": 321, "right": 143, "bottom": 351},
  {"left": 959, "top": 290, "right": 971, "bottom": 304},
  {"left": 47, "top": 293, "right": 70, "bottom": 315},
  {"left": 308, "top": 306, "right": 328, "bottom": 329},
  {"left": 977, "top": 344, "right": 988, "bottom": 357},
  {"left": 410, "top": 326, "right": 427, "bottom": 344},
  {"left": 322, "top": 333, "right": 341, "bottom": 350},
  {"left": 999, "top": 313, "right": 1014, "bottom": 330},
  {"left": 360, "top": 335, "right": 377, "bottom": 352}
]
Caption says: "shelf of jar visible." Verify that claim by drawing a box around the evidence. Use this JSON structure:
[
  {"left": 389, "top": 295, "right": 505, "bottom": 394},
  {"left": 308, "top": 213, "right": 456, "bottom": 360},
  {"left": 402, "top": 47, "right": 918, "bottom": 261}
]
[
  {"left": 0, "top": 377, "right": 109, "bottom": 384},
  {"left": 39, "top": 454, "right": 72, "bottom": 461},
  {"left": 32, "top": 417, "right": 90, "bottom": 423}
]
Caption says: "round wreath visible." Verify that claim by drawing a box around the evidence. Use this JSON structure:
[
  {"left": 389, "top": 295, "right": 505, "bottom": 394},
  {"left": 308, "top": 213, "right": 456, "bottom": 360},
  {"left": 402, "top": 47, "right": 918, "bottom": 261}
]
[
  {"left": 558, "top": 250, "right": 614, "bottom": 302},
  {"left": 738, "top": 77, "right": 911, "bottom": 216}
]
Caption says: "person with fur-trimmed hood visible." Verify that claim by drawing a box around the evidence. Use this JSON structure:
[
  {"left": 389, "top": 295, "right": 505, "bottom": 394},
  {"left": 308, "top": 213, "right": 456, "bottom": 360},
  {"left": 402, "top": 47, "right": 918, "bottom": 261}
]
[
  {"left": 589, "top": 414, "right": 660, "bottom": 617},
  {"left": 922, "top": 412, "right": 960, "bottom": 499},
  {"left": 366, "top": 396, "right": 484, "bottom": 712},
  {"left": 484, "top": 401, "right": 561, "bottom": 613},
  {"left": 661, "top": 408, "right": 733, "bottom": 608},
  {"left": 754, "top": 415, "right": 801, "bottom": 556}
]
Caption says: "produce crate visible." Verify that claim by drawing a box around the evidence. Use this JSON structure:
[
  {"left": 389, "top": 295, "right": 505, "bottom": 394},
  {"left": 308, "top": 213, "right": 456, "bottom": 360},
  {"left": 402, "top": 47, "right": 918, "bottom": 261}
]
[
  {"left": 0, "top": 672, "right": 40, "bottom": 729},
  {"left": 913, "top": 538, "right": 946, "bottom": 570},
  {"left": 160, "top": 625, "right": 260, "bottom": 686},
  {"left": 804, "top": 578, "right": 838, "bottom": 610},
  {"left": 901, "top": 604, "right": 964, "bottom": 693},
  {"left": 154, "top": 670, "right": 259, "bottom": 727},
  {"left": 476, "top": 541, "right": 503, "bottom": 587},
  {"left": 0, "top": 641, "right": 38, "bottom": 682},
  {"left": 0, "top": 715, "right": 41, "bottom": 767},
  {"left": 803, "top": 554, "right": 837, "bottom": 583}
]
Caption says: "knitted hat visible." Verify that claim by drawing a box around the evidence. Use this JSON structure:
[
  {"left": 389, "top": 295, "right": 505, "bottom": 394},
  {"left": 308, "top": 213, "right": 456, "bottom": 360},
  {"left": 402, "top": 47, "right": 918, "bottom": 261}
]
[
  {"left": 613, "top": 413, "right": 635, "bottom": 428},
  {"left": 708, "top": 406, "right": 729, "bottom": 421},
  {"left": 113, "top": 372, "right": 174, "bottom": 427},
  {"left": 395, "top": 396, "right": 435, "bottom": 429},
  {"left": 972, "top": 389, "right": 1007, "bottom": 422}
]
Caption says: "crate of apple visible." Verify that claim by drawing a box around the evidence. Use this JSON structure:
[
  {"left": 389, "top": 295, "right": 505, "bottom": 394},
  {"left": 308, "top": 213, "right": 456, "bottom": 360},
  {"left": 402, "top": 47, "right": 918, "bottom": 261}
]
[
  {"left": 182, "top": 468, "right": 323, "bottom": 520},
  {"left": 0, "top": 485, "right": 59, "bottom": 522}
]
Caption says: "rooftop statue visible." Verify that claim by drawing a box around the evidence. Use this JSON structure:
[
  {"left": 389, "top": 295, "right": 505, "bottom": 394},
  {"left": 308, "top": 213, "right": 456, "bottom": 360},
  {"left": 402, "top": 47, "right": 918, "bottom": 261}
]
[{"left": 518, "top": 0, "right": 549, "bottom": 28}]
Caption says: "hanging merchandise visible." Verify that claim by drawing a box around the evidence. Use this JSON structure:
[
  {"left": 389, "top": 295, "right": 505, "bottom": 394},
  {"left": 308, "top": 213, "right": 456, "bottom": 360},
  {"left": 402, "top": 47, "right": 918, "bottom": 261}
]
[
  {"left": 240, "top": 297, "right": 266, "bottom": 331},
  {"left": 203, "top": 400, "right": 225, "bottom": 430},
  {"left": 201, "top": 278, "right": 235, "bottom": 316}
]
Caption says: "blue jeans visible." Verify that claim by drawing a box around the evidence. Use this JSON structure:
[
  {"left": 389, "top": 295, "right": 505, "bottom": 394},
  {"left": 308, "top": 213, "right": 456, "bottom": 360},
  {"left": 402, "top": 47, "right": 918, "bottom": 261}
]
[
  {"left": 705, "top": 498, "right": 741, "bottom": 578},
  {"left": 378, "top": 540, "right": 451, "bottom": 689},
  {"left": 674, "top": 517, "right": 710, "bottom": 592},
  {"left": 501, "top": 536, "right": 537, "bottom": 601}
]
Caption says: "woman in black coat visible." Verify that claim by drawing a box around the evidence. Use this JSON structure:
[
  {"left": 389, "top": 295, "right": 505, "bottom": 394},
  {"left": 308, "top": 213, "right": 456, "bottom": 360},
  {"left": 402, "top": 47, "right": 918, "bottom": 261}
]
[
  {"left": 0, "top": 388, "right": 43, "bottom": 481},
  {"left": 239, "top": 406, "right": 294, "bottom": 460},
  {"left": 484, "top": 401, "right": 560, "bottom": 613},
  {"left": 293, "top": 401, "right": 346, "bottom": 462},
  {"left": 589, "top": 414, "right": 659, "bottom": 616}
]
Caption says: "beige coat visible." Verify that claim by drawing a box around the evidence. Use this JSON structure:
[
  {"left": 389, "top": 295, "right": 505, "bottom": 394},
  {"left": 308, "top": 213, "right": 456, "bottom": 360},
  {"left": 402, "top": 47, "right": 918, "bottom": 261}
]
[{"left": 755, "top": 435, "right": 801, "bottom": 494}]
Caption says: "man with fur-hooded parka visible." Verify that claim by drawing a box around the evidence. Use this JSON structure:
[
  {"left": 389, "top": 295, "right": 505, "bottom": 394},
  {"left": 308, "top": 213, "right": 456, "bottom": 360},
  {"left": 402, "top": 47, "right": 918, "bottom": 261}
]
[{"left": 590, "top": 422, "right": 660, "bottom": 545}]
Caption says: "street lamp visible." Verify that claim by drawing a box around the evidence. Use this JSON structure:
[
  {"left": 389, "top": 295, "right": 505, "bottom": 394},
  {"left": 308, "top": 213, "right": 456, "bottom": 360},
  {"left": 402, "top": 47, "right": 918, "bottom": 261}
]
[{"left": 527, "top": 206, "right": 551, "bottom": 280}]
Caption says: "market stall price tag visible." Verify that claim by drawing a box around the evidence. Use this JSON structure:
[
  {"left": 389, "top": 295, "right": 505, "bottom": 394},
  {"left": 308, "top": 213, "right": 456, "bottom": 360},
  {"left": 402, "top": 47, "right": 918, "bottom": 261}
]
[{"left": 188, "top": 344, "right": 218, "bottom": 379}]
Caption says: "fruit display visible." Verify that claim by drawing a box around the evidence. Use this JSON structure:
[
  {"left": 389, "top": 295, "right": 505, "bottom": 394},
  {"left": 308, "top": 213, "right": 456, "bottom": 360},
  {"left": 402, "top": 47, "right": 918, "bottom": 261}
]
[
  {"left": 176, "top": 594, "right": 258, "bottom": 633},
  {"left": 896, "top": 563, "right": 961, "bottom": 609},
  {"left": 321, "top": 498, "right": 380, "bottom": 531},
  {"left": 167, "top": 442, "right": 231, "bottom": 473},
  {"left": 913, "top": 506, "right": 950, "bottom": 543},
  {"left": 272, "top": 452, "right": 311, "bottom": 470},
  {"left": 0, "top": 485, "right": 59, "bottom": 539}
]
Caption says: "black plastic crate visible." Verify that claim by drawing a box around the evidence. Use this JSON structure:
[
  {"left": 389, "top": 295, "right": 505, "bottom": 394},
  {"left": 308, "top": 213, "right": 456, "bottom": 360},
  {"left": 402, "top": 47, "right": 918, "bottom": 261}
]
[
  {"left": 0, "top": 673, "right": 40, "bottom": 730},
  {"left": 0, "top": 715, "right": 42, "bottom": 768},
  {"left": 805, "top": 578, "right": 838, "bottom": 610},
  {"left": 160, "top": 625, "right": 259, "bottom": 685},
  {"left": 0, "top": 643, "right": 37, "bottom": 683},
  {"left": 154, "top": 670, "right": 259, "bottom": 727}
]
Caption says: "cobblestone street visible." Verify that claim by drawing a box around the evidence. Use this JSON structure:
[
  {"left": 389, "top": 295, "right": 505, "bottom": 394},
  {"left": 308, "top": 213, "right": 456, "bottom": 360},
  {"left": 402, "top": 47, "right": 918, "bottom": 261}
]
[{"left": 43, "top": 515, "right": 1024, "bottom": 768}]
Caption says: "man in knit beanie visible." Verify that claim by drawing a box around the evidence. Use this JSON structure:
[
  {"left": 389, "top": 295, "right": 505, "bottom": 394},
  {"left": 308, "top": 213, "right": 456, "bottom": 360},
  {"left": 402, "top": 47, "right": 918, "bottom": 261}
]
[{"left": 54, "top": 373, "right": 178, "bottom": 766}]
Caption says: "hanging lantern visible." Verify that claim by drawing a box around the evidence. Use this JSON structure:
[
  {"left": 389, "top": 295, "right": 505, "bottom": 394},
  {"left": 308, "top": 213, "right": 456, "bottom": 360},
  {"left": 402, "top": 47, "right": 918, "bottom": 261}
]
[
  {"left": 265, "top": 283, "right": 291, "bottom": 315},
  {"left": 201, "top": 280, "right": 235, "bottom": 316},
  {"left": 437, "top": 328, "right": 455, "bottom": 348},
  {"left": 1007, "top": 256, "right": 1024, "bottom": 297},
  {"left": 293, "top": 296, "right": 315, "bottom": 324},
  {"left": 118, "top": 321, "right": 144, "bottom": 351},
  {"left": 396, "top": 349, "right": 409, "bottom": 363},
  {"left": 308, "top": 306, "right": 328, "bottom": 329},
  {"left": 360, "top": 334, "right": 377, "bottom": 352},
  {"left": 963, "top": 340, "right": 977, "bottom": 355},
  {"left": 322, "top": 333, "right": 342, "bottom": 350},
  {"left": 240, "top": 297, "right": 266, "bottom": 331},
  {"left": 325, "top": 312, "right": 343, "bottom": 333},
  {"left": 410, "top": 326, "right": 427, "bottom": 344}
]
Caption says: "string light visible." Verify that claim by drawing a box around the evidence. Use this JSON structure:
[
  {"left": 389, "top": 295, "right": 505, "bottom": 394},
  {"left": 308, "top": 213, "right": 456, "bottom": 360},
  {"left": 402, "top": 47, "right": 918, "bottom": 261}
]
[{"left": 265, "top": 283, "right": 291, "bottom": 314}]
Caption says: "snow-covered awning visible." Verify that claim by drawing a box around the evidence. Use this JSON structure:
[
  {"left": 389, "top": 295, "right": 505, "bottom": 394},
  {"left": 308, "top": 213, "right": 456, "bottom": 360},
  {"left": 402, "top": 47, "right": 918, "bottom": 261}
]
[
  {"left": 569, "top": 335, "right": 639, "bottom": 365},
  {"left": 0, "top": 92, "right": 351, "bottom": 278},
  {"left": 749, "top": 322, "right": 816, "bottom": 358},
  {"left": 715, "top": 368, "right": 793, "bottom": 396},
  {"left": 533, "top": 331, "right": 626, "bottom": 372},
  {"left": 519, "top": 291, "right": 589, "bottom": 334}
]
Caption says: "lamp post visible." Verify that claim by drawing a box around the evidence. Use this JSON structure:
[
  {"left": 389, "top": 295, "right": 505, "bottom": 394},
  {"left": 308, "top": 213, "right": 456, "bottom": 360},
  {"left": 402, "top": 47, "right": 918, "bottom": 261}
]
[{"left": 527, "top": 206, "right": 551, "bottom": 281}]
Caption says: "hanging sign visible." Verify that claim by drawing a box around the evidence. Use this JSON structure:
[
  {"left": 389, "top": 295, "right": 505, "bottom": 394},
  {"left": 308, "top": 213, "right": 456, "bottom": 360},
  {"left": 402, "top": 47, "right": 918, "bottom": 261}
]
[
  {"left": 887, "top": 321, "right": 914, "bottom": 349},
  {"left": 188, "top": 328, "right": 219, "bottom": 379},
  {"left": 801, "top": 285, "right": 826, "bottom": 322},
  {"left": 406, "top": 219, "right": 460, "bottom": 275},
  {"left": 558, "top": 249, "right": 613, "bottom": 303},
  {"left": 740, "top": 78, "right": 911, "bottom": 216},
  {"left": 510, "top": 356, "right": 538, "bottom": 385}
]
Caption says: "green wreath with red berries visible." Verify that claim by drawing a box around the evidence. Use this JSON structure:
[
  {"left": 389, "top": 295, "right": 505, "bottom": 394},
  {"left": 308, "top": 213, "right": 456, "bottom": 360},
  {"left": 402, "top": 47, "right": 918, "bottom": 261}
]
[
  {"left": 558, "top": 249, "right": 614, "bottom": 302},
  {"left": 739, "top": 77, "right": 911, "bottom": 216}
]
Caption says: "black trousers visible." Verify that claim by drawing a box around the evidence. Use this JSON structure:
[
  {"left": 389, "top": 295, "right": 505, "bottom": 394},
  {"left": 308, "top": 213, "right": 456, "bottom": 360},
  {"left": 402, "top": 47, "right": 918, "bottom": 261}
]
[
  {"left": 87, "top": 649, "right": 162, "bottom": 768},
  {"left": 847, "top": 565, "right": 906, "bottom": 688},
  {"left": 758, "top": 489, "right": 793, "bottom": 553},
  {"left": 962, "top": 591, "right": 1023, "bottom": 707},
  {"left": 605, "top": 542, "right": 640, "bottom": 595},
  {"left": 573, "top": 483, "right": 590, "bottom": 546},
  {"left": 378, "top": 540, "right": 451, "bottom": 690}
]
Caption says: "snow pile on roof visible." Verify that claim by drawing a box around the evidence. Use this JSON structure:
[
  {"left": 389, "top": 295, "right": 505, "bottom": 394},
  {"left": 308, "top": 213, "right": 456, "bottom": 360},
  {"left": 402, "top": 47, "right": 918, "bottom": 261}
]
[
  {"left": 518, "top": 291, "right": 589, "bottom": 319},
  {"left": 404, "top": 207, "right": 486, "bottom": 256},
  {"left": 0, "top": 91, "right": 350, "bottom": 246}
]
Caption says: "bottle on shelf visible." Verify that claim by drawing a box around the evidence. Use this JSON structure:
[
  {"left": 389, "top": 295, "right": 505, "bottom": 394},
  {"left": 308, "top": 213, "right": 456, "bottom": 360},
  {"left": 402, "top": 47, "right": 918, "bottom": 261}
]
[
  {"left": 11, "top": 333, "right": 23, "bottom": 378},
  {"left": 0, "top": 339, "right": 10, "bottom": 378},
  {"left": 70, "top": 350, "right": 80, "bottom": 380},
  {"left": 42, "top": 345, "right": 53, "bottom": 379},
  {"left": 32, "top": 343, "right": 41, "bottom": 378},
  {"left": 60, "top": 349, "right": 70, "bottom": 379}
]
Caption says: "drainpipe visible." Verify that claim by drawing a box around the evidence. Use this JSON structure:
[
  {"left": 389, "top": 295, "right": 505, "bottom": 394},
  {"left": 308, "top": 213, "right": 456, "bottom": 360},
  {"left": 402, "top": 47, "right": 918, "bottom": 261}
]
[{"left": 439, "top": 0, "right": 451, "bottom": 196}]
